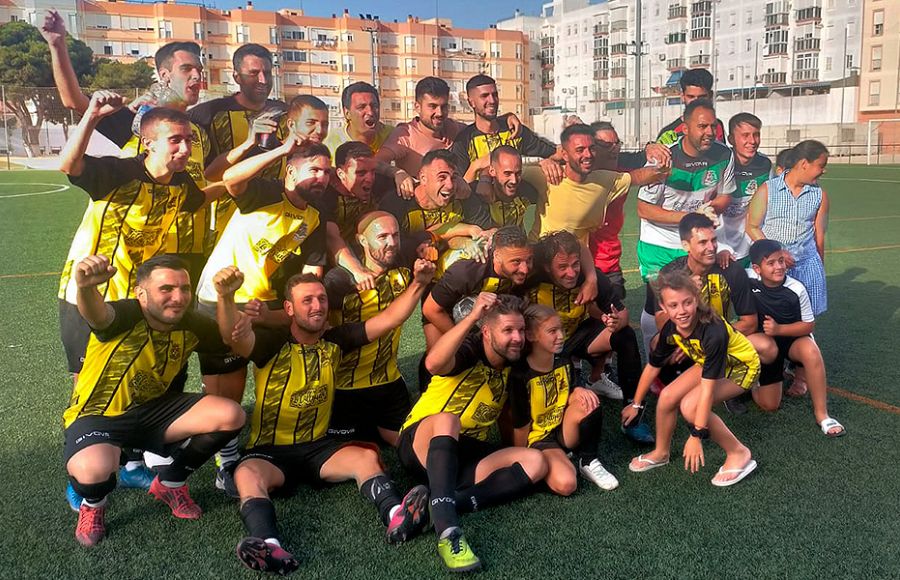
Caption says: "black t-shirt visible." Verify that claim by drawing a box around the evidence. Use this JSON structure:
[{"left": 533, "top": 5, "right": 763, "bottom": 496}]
[
  {"left": 747, "top": 273, "right": 815, "bottom": 332},
  {"left": 96, "top": 108, "right": 137, "bottom": 148},
  {"left": 649, "top": 318, "right": 729, "bottom": 380},
  {"left": 646, "top": 256, "right": 756, "bottom": 320},
  {"left": 248, "top": 322, "right": 369, "bottom": 368},
  {"left": 450, "top": 117, "right": 557, "bottom": 175},
  {"left": 428, "top": 256, "right": 525, "bottom": 312}
]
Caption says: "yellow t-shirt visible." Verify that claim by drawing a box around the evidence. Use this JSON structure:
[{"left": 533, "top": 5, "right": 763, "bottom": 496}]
[
  {"left": 527, "top": 167, "right": 632, "bottom": 245},
  {"left": 324, "top": 122, "right": 395, "bottom": 159}
]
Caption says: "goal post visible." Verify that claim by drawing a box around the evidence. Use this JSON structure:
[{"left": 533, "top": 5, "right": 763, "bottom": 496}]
[{"left": 867, "top": 118, "right": 900, "bottom": 165}]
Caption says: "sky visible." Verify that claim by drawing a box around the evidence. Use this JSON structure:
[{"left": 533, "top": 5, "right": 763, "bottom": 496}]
[{"left": 221, "top": 0, "right": 546, "bottom": 30}]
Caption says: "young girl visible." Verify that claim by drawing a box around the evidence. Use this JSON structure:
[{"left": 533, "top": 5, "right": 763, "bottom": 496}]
[
  {"left": 746, "top": 140, "right": 830, "bottom": 316},
  {"left": 623, "top": 270, "right": 762, "bottom": 487},
  {"left": 510, "top": 304, "right": 619, "bottom": 494}
]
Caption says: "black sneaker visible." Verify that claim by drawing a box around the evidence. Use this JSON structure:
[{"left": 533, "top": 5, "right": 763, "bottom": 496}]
[{"left": 236, "top": 537, "right": 300, "bottom": 576}]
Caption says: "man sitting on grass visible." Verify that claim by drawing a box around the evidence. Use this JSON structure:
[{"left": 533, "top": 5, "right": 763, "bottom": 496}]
[{"left": 745, "top": 239, "right": 845, "bottom": 437}]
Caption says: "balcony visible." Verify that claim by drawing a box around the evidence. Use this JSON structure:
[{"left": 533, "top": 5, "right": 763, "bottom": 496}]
[
  {"left": 593, "top": 23, "right": 609, "bottom": 35},
  {"left": 689, "top": 54, "right": 710, "bottom": 67},
  {"left": 667, "top": 58, "right": 686, "bottom": 70},
  {"left": 593, "top": 69, "right": 609, "bottom": 80},
  {"left": 794, "top": 37, "right": 820, "bottom": 52},
  {"left": 793, "top": 69, "right": 819, "bottom": 83},
  {"left": 691, "top": 27, "right": 711, "bottom": 40},
  {"left": 765, "top": 13, "right": 789, "bottom": 27},
  {"left": 691, "top": 1, "right": 712, "bottom": 16},
  {"left": 761, "top": 71, "right": 786, "bottom": 84},
  {"left": 666, "top": 32, "right": 687, "bottom": 44},
  {"left": 540, "top": 37, "right": 554, "bottom": 48},
  {"left": 611, "top": 43, "right": 628, "bottom": 55},
  {"left": 542, "top": 79, "right": 555, "bottom": 88},
  {"left": 765, "top": 43, "right": 788, "bottom": 56},
  {"left": 593, "top": 48, "right": 609, "bottom": 58},
  {"left": 796, "top": 6, "right": 821, "bottom": 24},
  {"left": 541, "top": 58, "right": 554, "bottom": 69},
  {"left": 610, "top": 19, "right": 628, "bottom": 32},
  {"left": 668, "top": 5, "right": 688, "bottom": 19},
  {"left": 611, "top": 66, "right": 627, "bottom": 78}
]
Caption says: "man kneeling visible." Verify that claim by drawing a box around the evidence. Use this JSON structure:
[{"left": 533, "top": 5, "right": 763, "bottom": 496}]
[
  {"left": 214, "top": 261, "right": 436, "bottom": 575},
  {"left": 397, "top": 293, "right": 548, "bottom": 573},
  {"left": 64, "top": 255, "right": 245, "bottom": 547}
]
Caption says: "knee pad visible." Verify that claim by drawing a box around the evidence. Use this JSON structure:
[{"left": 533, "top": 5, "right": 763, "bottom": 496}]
[{"left": 69, "top": 473, "right": 117, "bottom": 503}]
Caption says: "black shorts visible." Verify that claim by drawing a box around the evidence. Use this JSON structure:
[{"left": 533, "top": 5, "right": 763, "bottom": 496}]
[
  {"left": 604, "top": 269, "right": 626, "bottom": 301},
  {"left": 59, "top": 299, "right": 91, "bottom": 374},
  {"left": 238, "top": 439, "right": 377, "bottom": 490},
  {"left": 397, "top": 420, "right": 501, "bottom": 489},
  {"left": 530, "top": 428, "right": 567, "bottom": 451},
  {"left": 561, "top": 317, "right": 605, "bottom": 361},
  {"left": 63, "top": 392, "right": 204, "bottom": 464},
  {"left": 759, "top": 335, "right": 805, "bottom": 386},
  {"left": 327, "top": 379, "right": 412, "bottom": 440}
]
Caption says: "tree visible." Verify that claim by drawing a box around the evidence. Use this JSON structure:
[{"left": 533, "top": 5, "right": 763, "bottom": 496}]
[
  {"left": 0, "top": 21, "right": 93, "bottom": 156},
  {"left": 87, "top": 59, "right": 154, "bottom": 95}
]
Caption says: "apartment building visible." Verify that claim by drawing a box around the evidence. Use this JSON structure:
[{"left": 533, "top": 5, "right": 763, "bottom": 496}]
[
  {"left": 0, "top": 0, "right": 529, "bottom": 126},
  {"left": 858, "top": 0, "right": 900, "bottom": 149}
]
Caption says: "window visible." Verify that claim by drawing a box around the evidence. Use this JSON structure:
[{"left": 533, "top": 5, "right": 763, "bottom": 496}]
[
  {"left": 516, "top": 64, "right": 522, "bottom": 80},
  {"left": 391, "top": 101, "right": 401, "bottom": 112},
  {"left": 405, "top": 35, "right": 416, "bottom": 50},
  {"left": 282, "top": 50, "right": 308, "bottom": 62},
  {"left": 103, "top": 44, "right": 113, "bottom": 55},
  {"left": 269, "top": 27, "right": 278, "bottom": 45},
  {"left": 194, "top": 22, "right": 204, "bottom": 41},
  {"left": 869, "top": 81, "right": 880, "bottom": 106},
  {"left": 236, "top": 25, "right": 250, "bottom": 43},
  {"left": 405, "top": 58, "right": 417, "bottom": 73},
  {"left": 282, "top": 28, "right": 306, "bottom": 41},
  {"left": 158, "top": 20, "right": 172, "bottom": 39},
  {"left": 871, "top": 46, "right": 883, "bottom": 71},
  {"left": 343, "top": 55, "right": 355, "bottom": 73},
  {"left": 746, "top": 38, "right": 752, "bottom": 52},
  {"left": 745, "top": 9, "right": 752, "bottom": 23},
  {"left": 490, "top": 42, "right": 501, "bottom": 58},
  {"left": 873, "top": 10, "right": 884, "bottom": 36},
  {"left": 516, "top": 43, "right": 522, "bottom": 59}
]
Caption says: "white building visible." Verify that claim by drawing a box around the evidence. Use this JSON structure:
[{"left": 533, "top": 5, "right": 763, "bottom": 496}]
[{"left": 500, "top": 0, "right": 863, "bottom": 153}]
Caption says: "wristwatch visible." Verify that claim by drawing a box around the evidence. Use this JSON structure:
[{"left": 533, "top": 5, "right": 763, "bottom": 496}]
[{"left": 688, "top": 424, "right": 710, "bottom": 440}]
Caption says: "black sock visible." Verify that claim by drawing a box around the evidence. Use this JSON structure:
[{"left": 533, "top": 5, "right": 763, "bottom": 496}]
[
  {"left": 69, "top": 474, "right": 116, "bottom": 504},
  {"left": 157, "top": 428, "right": 241, "bottom": 483},
  {"left": 240, "top": 497, "right": 280, "bottom": 540},
  {"left": 426, "top": 435, "right": 459, "bottom": 536},
  {"left": 610, "top": 326, "right": 641, "bottom": 402},
  {"left": 360, "top": 474, "right": 402, "bottom": 526},
  {"left": 576, "top": 406, "right": 604, "bottom": 462},
  {"left": 454, "top": 463, "right": 533, "bottom": 513}
]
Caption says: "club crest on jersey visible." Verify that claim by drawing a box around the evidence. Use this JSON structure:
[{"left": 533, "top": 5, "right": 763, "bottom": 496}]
[
  {"left": 745, "top": 179, "right": 758, "bottom": 195},
  {"left": 702, "top": 170, "right": 717, "bottom": 187},
  {"left": 292, "top": 222, "right": 309, "bottom": 243}
]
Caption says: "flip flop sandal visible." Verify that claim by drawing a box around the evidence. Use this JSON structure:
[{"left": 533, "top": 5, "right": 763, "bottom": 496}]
[
  {"left": 819, "top": 417, "right": 846, "bottom": 438},
  {"left": 628, "top": 454, "right": 670, "bottom": 473},
  {"left": 711, "top": 459, "right": 758, "bottom": 487}
]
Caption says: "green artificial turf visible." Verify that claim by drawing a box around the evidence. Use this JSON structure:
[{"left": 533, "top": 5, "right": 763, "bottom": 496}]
[{"left": 0, "top": 166, "right": 898, "bottom": 578}]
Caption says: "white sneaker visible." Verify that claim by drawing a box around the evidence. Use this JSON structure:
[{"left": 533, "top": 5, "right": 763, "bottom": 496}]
[
  {"left": 579, "top": 458, "right": 619, "bottom": 491},
  {"left": 590, "top": 374, "right": 623, "bottom": 400}
]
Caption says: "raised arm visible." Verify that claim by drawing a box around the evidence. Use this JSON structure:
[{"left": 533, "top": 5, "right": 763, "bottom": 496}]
[
  {"left": 222, "top": 134, "right": 299, "bottom": 197},
  {"left": 213, "top": 266, "right": 256, "bottom": 358},
  {"left": 40, "top": 10, "right": 89, "bottom": 113},
  {"left": 745, "top": 182, "right": 769, "bottom": 241},
  {"left": 74, "top": 255, "right": 117, "bottom": 330},
  {"left": 425, "top": 292, "right": 497, "bottom": 375},
  {"left": 629, "top": 164, "right": 671, "bottom": 187},
  {"left": 363, "top": 260, "right": 436, "bottom": 340},
  {"left": 58, "top": 91, "right": 125, "bottom": 177}
]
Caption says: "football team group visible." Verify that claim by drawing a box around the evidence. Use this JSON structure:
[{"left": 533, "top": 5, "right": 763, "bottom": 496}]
[{"left": 39, "top": 8, "right": 844, "bottom": 575}]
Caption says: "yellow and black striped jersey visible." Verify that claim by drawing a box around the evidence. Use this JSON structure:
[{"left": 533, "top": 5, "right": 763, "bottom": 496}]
[
  {"left": 196, "top": 179, "right": 329, "bottom": 305},
  {"left": 63, "top": 300, "right": 228, "bottom": 427},
  {"left": 245, "top": 323, "right": 369, "bottom": 447},
  {"left": 449, "top": 117, "right": 557, "bottom": 176},
  {"left": 319, "top": 187, "right": 378, "bottom": 242},
  {"left": 325, "top": 266, "right": 411, "bottom": 390},
  {"left": 649, "top": 317, "right": 760, "bottom": 389},
  {"left": 401, "top": 335, "right": 510, "bottom": 441},
  {"left": 525, "top": 268, "right": 624, "bottom": 341},
  {"left": 652, "top": 256, "right": 756, "bottom": 321},
  {"left": 462, "top": 181, "right": 539, "bottom": 230},
  {"left": 121, "top": 123, "right": 214, "bottom": 255},
  {"left": 59, "top": 155, "right": 205, "bottom": 304},
  {"left": 509, "top": 357, "right": 577, "bottom": 447}
]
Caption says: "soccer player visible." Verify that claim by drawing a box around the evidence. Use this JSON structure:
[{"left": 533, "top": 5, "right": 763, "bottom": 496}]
[
  {"left": 64, "top": 254, "right": 245, "bottom": 546},
  {"left": 718, "top": 113, "right": 773, "bottom": 268},
  {"left": 746, "top": 240, "right": 845, "bottom": 437},
  {"left": 461, "top": 146, "right": 539, "bottom": 230},
  {"left": 398, "top": 293, "right": 548, "bottom": 572},
  {"left": 510, "top": 304, "right": 616, "bottom": 494},
  {"left": 195, "top": 139, "right": 331, "bottom": 487},
  {"left": 423, "top": 226, "right": 533, "bottom": 345},
  {"left": 657, "top": 68, "right": 726, "bottom": 145},
  {"left": 324, "top": 81, "right": 394, "bottom": 157},
  {"left": 527, "top": 231, "right": 651, "bottom": 443},
  {"left": 637, "top": 99, "right": 735, "bottom": 352},
  {"left": 214, "top": 260, "right": 436, "bottom": 574},
  {"left": 322, "top": 141, "right": 382, "bottom": 243},
  {"left": 450, "top": 74, "right": 558, "bottom": 182},
  {"left": 623, "top": 270, "right": 759, "bottom": 487},
  {"left": 530, "top": 124, "right": 668, "bottom": 247},
  {"left": 379, "top": 149, "right": 490, "bottom": 275},
  {"left": 324, "top": 211, "right": 419, "bottom": 445}
]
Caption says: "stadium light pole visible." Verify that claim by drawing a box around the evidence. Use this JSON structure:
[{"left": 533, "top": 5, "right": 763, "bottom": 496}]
[
  {"left": 629, "top": 38, "right": 648, "bottom": 147},
  {"left": 360, "top": 15, "right": 380, "bottom": 88}
]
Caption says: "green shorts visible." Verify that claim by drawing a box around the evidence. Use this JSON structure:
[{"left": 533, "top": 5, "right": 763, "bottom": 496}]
[{"left": 637, "top": 241, "right": 687, "bottom": 282}]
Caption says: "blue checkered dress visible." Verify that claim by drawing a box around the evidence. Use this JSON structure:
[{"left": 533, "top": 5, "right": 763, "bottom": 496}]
[{"left": 761, "top": 173, "right": 827, "bottom": 315}]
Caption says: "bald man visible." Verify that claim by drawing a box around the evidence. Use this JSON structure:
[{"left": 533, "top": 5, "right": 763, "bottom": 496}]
[{"left": 323, "top": 212, "right": 418, "bottom": 445}]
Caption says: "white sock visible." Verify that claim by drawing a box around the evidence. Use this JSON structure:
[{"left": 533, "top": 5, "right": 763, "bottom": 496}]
[
  {"left": 439, "top": 526, "right": 460, "bottom": 540},
  {"left": 160, "top": 479, "right": 186, "bottom": 488},
  {"left": 83, "top": 497, "right": 107, "bottom": 508},
  {"left": 264, "top": 538, "right": 281, "bottom": 548},
  {"left": 388, "top": 504, "right": 400, "bottom": 520}
]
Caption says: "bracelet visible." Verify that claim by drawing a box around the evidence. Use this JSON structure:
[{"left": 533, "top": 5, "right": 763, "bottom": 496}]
[
  {"left": 631, "top": 403, "right": 645, "bottom": 410},
  {"left": 688, "top": 424, "right": 710, "bottom": 440}
]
